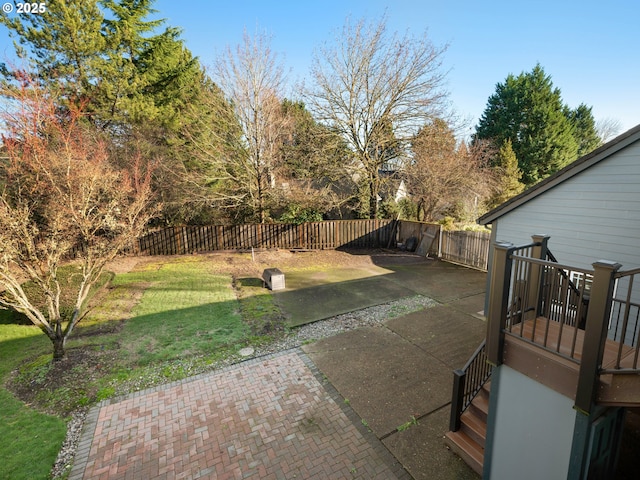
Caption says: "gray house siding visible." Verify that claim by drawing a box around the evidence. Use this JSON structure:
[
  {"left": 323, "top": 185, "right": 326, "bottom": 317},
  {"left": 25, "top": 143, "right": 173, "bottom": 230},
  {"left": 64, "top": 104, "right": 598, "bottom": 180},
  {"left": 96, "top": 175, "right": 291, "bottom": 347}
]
[
  {"left": 488, "top": 138, "right": 640, "bottom": 345},
  {"left": 478, "top": 125, "right": 640, "bottom": 479},
  {"left": 491, "top": 140, "right": 640, "bottom": 271},
  {"left": 485, "top": 365, "right": 575, "bottom": 480}
]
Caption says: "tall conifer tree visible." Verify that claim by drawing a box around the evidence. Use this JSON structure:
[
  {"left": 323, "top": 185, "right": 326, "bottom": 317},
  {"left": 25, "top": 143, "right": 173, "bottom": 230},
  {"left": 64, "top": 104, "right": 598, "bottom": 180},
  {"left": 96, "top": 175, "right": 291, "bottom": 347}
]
[
  {"left": 475, "top": 64, "right": 599, "bottom": 186},
  {"left": 487, "top": 139, "right": 524, "bottom": 209},
  {"left": 1, "top": 0, "right": 237, "bottom": 224}
]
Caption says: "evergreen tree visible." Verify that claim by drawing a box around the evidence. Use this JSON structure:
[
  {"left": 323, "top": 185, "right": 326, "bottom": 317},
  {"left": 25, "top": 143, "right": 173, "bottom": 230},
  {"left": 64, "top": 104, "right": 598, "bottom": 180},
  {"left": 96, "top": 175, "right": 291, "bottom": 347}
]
[
  {"left": 278, "top": 99, "right": 350, "bottom": 181},
  {"left": 566, "top": 103, "right": 601, "bottom": 157},
  {"left": 1, "top": 0, "right": 206, "bottom": 137},
  {"left": 1, "top": 0, "right": 105, "bottom": 95},
  {"left": 1, "top": 0, "right": 231, "bottom": 224},
  {"left": 274, "top": 99, "right": 353, "bottom": 220},
  {"left": 487, "top": 139, "right": 525, "bottom": 209},
  {"left": 475, "top": 64, "right": 590, "bottom": 186}
]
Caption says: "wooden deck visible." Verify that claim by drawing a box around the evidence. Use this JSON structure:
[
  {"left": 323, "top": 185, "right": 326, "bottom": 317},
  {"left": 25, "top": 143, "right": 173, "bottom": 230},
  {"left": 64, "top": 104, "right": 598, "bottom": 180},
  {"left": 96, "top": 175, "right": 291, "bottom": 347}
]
[
  {"left": 509, "top": 317, "right": 636, "bottom": 368},
  {"left": 503, "top": 317, "right": 640, "bottom": 406}
]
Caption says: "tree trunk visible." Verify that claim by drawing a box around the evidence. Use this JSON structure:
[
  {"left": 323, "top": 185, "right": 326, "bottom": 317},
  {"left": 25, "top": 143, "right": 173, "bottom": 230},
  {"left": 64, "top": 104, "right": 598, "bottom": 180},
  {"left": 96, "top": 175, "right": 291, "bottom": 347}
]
[
  {"left": 369, "top": 178, "right": 379, "bottom": 219},
  {"left": 257, "top": 172, "right": 266, "bottom": 223},
  {"left": 52, "top": 335, "right": 66, "bottom": 361}
]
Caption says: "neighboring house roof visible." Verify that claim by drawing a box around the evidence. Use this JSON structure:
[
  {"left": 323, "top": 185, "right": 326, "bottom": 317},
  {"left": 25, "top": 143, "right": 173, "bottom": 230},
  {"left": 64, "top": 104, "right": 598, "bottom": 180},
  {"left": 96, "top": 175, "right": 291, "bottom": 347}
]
[
  {"left": 478, "top": 123, "right": 640, "bottom": 225},
  {"left": 378, "top": 170, "right": 408, "bottom": 202}
]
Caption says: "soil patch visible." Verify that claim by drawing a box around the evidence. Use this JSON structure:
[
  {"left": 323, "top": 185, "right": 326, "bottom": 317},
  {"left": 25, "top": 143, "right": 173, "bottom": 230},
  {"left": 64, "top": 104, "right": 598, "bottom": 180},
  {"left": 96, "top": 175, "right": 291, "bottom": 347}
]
[{"left": 9, "top": 347, "right": 121, "bottom": 416}]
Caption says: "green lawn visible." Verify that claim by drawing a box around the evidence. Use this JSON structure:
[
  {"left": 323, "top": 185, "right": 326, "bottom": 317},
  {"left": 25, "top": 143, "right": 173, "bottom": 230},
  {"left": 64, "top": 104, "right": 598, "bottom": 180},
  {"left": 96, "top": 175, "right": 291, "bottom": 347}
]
[
  {"left": 0, "top": 320, "right": 67, "bottom": 480},
  {"left": 114, "top": 259, "right": 248, "bottom": 364},
  {"left": 0, "top": 255, "right": 277, "bottom": 479}
]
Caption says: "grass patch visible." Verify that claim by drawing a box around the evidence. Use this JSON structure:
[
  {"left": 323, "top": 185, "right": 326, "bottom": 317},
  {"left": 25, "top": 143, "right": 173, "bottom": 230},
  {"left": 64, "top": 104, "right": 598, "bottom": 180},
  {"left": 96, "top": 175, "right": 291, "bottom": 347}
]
[
  {"left": 116, "top": 260, "right": 247, "bottom": 364},
  {"left": 0, "top": 316, "right": 66, "bottom": 480},
  {"left": 234, "top": 277, "right": 285, "bottom": 335},
  {"left": 396, "top": 415, "right": 419, "bottom": 432},
  {"left": 0, "top": 389, "right": 66, "bottom": 480}
]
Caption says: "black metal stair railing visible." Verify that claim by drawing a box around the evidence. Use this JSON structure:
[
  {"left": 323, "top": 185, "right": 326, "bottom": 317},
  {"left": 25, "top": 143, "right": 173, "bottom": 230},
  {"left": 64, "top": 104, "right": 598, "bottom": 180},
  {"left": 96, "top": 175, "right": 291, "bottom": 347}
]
[
  {"left": 544, "top": 249, "right": 591, "bottom": 328},
  {"left": 603, "top": 267, "right": 640, "bottom": 372},
  {"left": 448, "top": 244, "right": 596, "bottom": 433},
  {"left": 506, "top": 253, "right": 593, "bottom": 362},
  {"left": 448, "top": 244, "right": 585, "bottom": 433},
  {"left": 449, "top": 340, "right": 491, "bottom": 432}
]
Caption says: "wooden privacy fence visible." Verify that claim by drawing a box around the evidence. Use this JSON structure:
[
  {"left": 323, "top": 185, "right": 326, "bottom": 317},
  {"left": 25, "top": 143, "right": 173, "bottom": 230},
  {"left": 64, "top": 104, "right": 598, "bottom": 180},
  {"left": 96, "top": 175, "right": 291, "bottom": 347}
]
[
  {"left": 396, "top": 223, "right": 490, "bottom": 271},
  {"left": 396, "top": 221, "right": 441, "bottom": 257},
  {"left": 440, "top": 230, "right": 491, "bottom": 271},
  {"left": 136, "top": 219, "right": 394, "bottom": 255},
  {"left": 124, "top": 219, "right": 491, "bottom": 269}
]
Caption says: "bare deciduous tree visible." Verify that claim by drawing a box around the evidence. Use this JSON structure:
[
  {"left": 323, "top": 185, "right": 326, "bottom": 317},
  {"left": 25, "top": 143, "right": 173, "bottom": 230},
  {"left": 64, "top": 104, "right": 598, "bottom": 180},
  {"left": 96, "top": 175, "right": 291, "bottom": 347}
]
[
  {"left": 0, "top": 76, "right": 156, "bottom": 360},
  {"left": 406, "top": 119, "right": 496, "bottom": 222},
  {"left": 306, "top": 15, "right": 449, "bottom": 218},
  {"left": 595, "top": 117, "right": 623, "bottom": 143},
  {"left": 213, "top": 29, "right": 289, "bottom": 223}
]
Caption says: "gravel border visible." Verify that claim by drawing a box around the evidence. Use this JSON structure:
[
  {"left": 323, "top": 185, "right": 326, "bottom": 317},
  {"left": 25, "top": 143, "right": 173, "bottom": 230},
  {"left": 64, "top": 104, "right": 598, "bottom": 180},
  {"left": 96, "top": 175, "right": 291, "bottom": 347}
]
[{"left": 51, "top": 294, "right": 438, "bottom": 478}]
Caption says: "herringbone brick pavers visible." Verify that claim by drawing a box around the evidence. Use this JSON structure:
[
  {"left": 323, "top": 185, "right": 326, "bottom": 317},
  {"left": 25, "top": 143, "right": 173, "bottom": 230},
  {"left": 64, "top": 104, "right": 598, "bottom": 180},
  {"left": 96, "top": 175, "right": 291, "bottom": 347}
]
[{"left": 70, "top": 350, "right": 406, "bottom": 479}]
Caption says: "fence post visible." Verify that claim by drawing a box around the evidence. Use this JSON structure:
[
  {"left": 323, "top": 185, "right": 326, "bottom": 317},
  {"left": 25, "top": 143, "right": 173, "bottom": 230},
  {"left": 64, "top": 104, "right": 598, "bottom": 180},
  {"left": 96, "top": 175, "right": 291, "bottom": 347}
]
[
  {"left": 449, "top": 369, "right": 466, "bottom": 432},
  {"left": 486, "top": 242, "right": 514, "bottom": 366},
  {"left": 574, "top": 260, "right": 621, "bottom": 414},
  {"left": 184, "top": 227, "right": 190, "bottom": 254}
]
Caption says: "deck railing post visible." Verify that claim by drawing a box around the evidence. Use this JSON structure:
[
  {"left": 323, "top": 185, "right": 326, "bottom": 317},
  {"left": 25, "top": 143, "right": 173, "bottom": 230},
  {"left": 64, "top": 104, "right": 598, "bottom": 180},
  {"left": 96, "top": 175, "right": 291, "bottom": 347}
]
[
  {"left": 449, "top": 369, "right": 466, "bottom": 432},
  {"left": 486, "top": 242, "right": 514, "bottom": 366},
  {"left": 574, "top": 260, "right": 622, "bottom": 414},
  {"left": 528, "top": 234, "right": 550, "bottom": 318}
]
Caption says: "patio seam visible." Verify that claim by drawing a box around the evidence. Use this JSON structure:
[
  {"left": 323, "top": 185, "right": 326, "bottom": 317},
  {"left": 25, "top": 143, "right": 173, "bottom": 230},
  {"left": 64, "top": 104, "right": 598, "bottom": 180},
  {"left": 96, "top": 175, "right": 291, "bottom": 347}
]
[{"left": 298, "top": 350, "right": 413, "bottom": 480}]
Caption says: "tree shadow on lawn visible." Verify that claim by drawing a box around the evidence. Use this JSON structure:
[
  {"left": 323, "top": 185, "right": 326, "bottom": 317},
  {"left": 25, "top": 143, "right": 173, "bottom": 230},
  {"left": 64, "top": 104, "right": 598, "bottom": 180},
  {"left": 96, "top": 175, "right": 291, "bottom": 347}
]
[
  {"left": 120, "top": 300, "right": 249, "bottom": 363},
  {"left": 2, "top": 299, "right": 254, "bottom": 415},
  {"left": 2, "top": 253, "right": 487, "bottom": 409}
]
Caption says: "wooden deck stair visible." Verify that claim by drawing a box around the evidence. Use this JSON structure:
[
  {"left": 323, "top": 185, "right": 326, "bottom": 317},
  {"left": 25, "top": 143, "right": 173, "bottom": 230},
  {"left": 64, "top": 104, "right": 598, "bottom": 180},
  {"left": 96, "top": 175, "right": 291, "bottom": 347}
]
[
  {"left": 445, "top": 315, "right": 640, "bottom": 475},
  {"left": 444, "top": 381, "right": 490, "bottom": 475}
]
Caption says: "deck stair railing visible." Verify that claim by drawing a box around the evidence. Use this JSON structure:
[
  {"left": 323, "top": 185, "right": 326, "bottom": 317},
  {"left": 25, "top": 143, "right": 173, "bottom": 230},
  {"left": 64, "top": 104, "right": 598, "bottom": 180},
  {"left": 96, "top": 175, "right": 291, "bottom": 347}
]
[
  {"left": 504, "top": 246, "right": 640, "bottom": 372},
  {"left": 449, "top": 234, "right": 640, "bottom": 464},
  {"left": 448, "top": 239, "right": 545, "bottom": 433},
  {"left": 544, "top": 250, "right": 592, "bottom": 327},
  {"left": 449, "top": 340, "right": 490, "bottom": 432},
  {"left": 448, "top": 237, "right": 640, "bottom": 475}
]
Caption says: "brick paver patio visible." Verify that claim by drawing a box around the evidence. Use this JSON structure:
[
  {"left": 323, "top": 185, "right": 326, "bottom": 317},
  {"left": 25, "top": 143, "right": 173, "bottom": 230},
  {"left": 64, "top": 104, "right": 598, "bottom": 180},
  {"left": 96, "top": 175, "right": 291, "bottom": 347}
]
[{"left": 70, "top": 350, "right": 407, "bottom": 480}]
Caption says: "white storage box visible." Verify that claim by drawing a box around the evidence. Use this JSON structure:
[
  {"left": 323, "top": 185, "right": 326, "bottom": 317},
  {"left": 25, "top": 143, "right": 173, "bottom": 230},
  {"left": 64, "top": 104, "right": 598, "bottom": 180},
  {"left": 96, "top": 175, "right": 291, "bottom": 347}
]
[{"left": 262, "top": 268, "right": 285, "bottom": 290}]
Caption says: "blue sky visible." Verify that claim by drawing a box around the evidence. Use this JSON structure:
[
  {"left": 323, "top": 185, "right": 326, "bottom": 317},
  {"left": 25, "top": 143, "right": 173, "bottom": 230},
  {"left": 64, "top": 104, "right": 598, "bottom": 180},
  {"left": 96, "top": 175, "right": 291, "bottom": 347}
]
[
  {"left": 150, "top": 0, "right": 639, "bottom": 135},
  {"left": 2, "top": 0, "right": 638, "bottom": 134}
]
